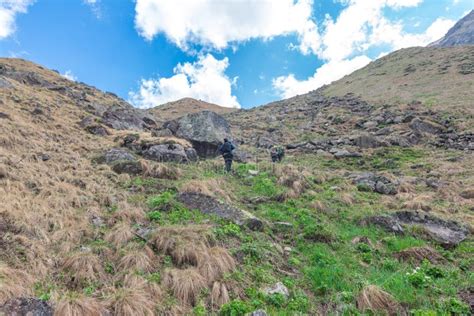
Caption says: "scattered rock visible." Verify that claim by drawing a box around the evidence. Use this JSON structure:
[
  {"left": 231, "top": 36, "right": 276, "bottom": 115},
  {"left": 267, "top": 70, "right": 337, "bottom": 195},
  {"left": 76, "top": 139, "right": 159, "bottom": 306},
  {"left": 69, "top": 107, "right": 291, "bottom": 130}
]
[
  {"left": 0, "top": 76, "right": 13, "bottom": 88},
  {"left": 351, "top": 172, "right": 398, "bottom": 195},
  {"left": 102, "top": 105, "right": 155, "bottom": 131},
  {"left": 264, "top": 282, "right": 289, "bottom": 298},
  {"left": 458, "top": 287, "right": 474, "bottom": 314},
  {"left": 331, "top": 148, "right": 362, "bottom": 158},
  {"left": 79, "top": 116, "right": 109, "bottom": 136},
  {"left": 409, "top": 118, "right": 446, "bottom": 135},
  {"left": 360, "top": 215, "right": 404, "bottom": 234},
  {"left": 185, "top": 147, "right": 199, "bottom": 162},
  {"left": 0, "top": 112, "right": 11, "bottom": 120},
  {"left": 394, "top": 211, "right": 469, "bottom": 248},
  {"left": 177, "top": 192, "right": 263, "bottom": 231},
  {"left": 250, "top": 310, "right": 268, "bottom": 316},
  {"left": 233, "top": 149, "right": 253, "bottom": 163},
  {"left": 352, "top": 134, "right": 383, "bottom": 148},
  {"left": 0, "top": 297, "right": 53, "bottom": 316},
  {"left": 111, "top": 160, "right": 143, "bottom": 175},
  {"left": 460, "top": 189, "right": 474, "bottom": 199},
  {"left": 165, "top": 111, "right": 232, "bottom": 157},
  {"left": 142, "top": 144, "right": 190, "bottom": 163},
  {"left": 104, "top": 148, "right": 136, "bottom": 164}
]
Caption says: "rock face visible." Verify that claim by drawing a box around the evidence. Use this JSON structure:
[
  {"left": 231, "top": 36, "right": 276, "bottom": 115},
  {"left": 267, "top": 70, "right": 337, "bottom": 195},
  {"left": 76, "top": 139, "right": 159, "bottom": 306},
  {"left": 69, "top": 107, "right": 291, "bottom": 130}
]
[
  {"left": 165, "top": 111, "right": 232, "bottom": 158},
  {"left": 363, "top": 211, "right": 469, "bottom": 248},
  {"left": 177, "top": 192, "right": 263, "bottom": 231},
  {"left": 264, "top": 282, "right": 289, "bottom": 298},
  {"left": 351, "top": 172, "right": 398, "bottom": 195},
  {"left": 104, "top": 148, "right": 136, "bottom": 164},
  {"left": 394, "top": 211, "right": 469, "bottom": 248},
  {"left": 0, "top": 297, "right": 53, "bottom": 316},
  {"left": 142, "top": 144, "right": 191, "bottom": 163},
  {"left": 79, "top": 116, "right": 109, "bottom": 136},
  {"left": 429, "top": 10, "right": 474, "bottom": 47},
  {"left": 409, "top": 118, "right": 446, "bottom": 135}
]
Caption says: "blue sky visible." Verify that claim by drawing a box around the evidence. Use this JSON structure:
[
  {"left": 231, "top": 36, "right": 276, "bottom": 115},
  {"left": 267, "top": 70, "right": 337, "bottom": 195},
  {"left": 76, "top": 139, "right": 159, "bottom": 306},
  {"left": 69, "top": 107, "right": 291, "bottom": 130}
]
[{"left": 0, "top": 0, "right": 472, "bottom": 109}]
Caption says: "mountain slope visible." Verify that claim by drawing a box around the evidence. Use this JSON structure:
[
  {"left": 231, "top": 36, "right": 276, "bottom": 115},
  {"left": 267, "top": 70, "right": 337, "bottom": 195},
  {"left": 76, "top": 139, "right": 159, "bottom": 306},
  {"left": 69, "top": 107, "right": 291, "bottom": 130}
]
[
  {"left": 148, "top": 97, "right": 236, "bottom": 124},
  {"left": 430, "top": 10, "right": 474, "bottom": 47},
  {"left": 322, "top": 46, "right": 474, "bottom": 116}
]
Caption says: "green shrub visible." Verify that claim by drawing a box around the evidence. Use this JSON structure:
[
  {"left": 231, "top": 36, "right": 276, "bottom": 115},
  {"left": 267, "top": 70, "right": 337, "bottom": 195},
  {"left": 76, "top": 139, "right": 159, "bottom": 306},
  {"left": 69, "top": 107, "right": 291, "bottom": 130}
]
[
  {"left": 219, "top": 300, "right": 251, "bottom": 316},
  {"left": 146, "top": 211, "right": 161, "bottom": 222},
  {"left": 147, "top": 191, "right": 175, "bottom": 211}
]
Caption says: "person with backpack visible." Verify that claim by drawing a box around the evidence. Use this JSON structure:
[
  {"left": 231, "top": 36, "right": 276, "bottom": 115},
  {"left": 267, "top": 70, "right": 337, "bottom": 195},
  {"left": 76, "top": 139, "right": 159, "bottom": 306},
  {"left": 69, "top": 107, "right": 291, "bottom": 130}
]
[
  {"left": 218, "top": 138, "right": 235, "bottom": 172},
  {"left": 271, "top": 146, "right": 285, "bottom": 163}
]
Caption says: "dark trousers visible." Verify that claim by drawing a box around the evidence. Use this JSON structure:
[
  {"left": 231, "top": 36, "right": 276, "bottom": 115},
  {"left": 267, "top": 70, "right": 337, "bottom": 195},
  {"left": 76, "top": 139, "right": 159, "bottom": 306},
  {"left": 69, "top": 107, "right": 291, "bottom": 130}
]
[{"left": 224, "top": 157, "right": 233, "bottom": 172}]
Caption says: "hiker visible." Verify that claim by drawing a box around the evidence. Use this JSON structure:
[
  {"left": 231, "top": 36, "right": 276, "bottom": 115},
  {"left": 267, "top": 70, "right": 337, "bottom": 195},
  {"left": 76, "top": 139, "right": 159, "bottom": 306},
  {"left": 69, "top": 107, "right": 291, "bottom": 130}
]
[
  {"left": 271, "top": 146, "right": 285, "bottom": 163},
  {"left": 218, "top": 138, "right": 235, "bottom": 172}
]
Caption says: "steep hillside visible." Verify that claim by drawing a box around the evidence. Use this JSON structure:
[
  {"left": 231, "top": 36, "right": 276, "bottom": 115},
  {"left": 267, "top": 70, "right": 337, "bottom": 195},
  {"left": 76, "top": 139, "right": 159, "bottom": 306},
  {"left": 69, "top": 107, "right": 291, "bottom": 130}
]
[
  {"left": 322, "top": 46, "right": 474, "bottom": 116},
  {"left": 430, "top": 10, "right": 474, "bottom": 47},
  {"left": 1, "top": 57, "right": 473, "bottom": 315},
  {"left": 148, "top": 97, "right": 236, "bottom": 124}
]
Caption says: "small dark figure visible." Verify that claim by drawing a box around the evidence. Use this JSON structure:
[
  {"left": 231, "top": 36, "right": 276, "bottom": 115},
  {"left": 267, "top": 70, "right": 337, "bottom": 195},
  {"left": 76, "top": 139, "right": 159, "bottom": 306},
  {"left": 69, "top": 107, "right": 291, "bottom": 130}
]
[
  {"left": 218, "top": 138, "right": 235, "bottom": 172},
  {"left": 271, "top": 146, "right": 285, "bottom": 163}
]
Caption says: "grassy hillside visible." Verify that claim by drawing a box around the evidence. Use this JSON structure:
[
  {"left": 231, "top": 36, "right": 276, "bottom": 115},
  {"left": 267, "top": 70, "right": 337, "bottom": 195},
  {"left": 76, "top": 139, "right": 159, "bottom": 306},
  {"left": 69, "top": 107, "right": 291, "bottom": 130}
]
[
  {"left": 148, "top": 98, "right": 236, "bottom": 124},
  {"left": 323, "top": 47, "right": 474, "bottom": 122},
  {"left": 1, "top": 58, "right": 473, "bottom": 315}
]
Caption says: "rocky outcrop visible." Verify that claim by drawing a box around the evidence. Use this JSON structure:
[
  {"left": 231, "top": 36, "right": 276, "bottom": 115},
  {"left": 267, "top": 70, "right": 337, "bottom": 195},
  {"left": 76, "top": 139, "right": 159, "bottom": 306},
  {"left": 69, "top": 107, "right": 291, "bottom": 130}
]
[
  {"left": 0, "top": 297, "right": 53, "bottom": 316},
  {"left": 394, "top": 211, "right": 469, "bottom": 248},
  {"left": 102, "top": 148, "right": 143, "bottom": 175},
  {"left": 142, "top": 144, "right": 193, "bottom": 163},
  {"left": 429, "top": 10, "right": 474, "bottom": 47},
  {"left": 177, "top": 192, "right": 263, "bottom": 231},
  {"left": 350, "top": 172, "right": 398, "bottom": 195},
  {"left": 79, "top": 116, "right": 109, "bottom": 136},
  {"left": 409, "top": 118, "right": 446, "bottom": 135},
  {"left": 363, "top": 211, "right": 469, "bottom": 248},
  {"left": 165, "top": 111, "right": 232, "bottom": 157}
]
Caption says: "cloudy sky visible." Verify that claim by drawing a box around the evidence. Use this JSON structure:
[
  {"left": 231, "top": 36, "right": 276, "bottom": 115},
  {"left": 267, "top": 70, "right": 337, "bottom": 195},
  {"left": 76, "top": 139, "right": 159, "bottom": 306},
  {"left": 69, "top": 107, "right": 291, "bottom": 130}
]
[{"left": 0, "top": 0, "right": 472, "bottom": 109}]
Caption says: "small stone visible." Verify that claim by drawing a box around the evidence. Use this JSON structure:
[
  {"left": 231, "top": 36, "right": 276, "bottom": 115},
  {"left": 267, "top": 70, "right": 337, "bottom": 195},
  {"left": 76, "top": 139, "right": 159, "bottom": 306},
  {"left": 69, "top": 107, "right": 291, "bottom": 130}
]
[
  {"left": 264, "top": 282, "right": 289, "bottom": 298},
  {"left": 250, "top": 310, "right": 268, "bottom": 316}
]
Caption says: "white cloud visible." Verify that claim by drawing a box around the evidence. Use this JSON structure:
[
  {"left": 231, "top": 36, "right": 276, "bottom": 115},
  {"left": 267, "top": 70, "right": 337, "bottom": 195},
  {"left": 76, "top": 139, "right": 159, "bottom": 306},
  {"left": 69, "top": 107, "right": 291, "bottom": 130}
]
[
  {"left": 273, "top": 55, "right": 371, "bottom": 98},
  {"left": 61, "top": 70, "right": 77, "bottom": 81},
  {"left": 0, "top": 0, "right": 34, "bottom": 39},
  {"left": 83, "top": 0, "right": 102, "bottom": 19},
  {"left": 273, "top": 0, "right": 456, "bottom": 99},
  {"left": 134, "top": 0, "right": 320, "bottom": 54},
  {"left": 129, "top": 54, "right": 240, "bottom": 109}
]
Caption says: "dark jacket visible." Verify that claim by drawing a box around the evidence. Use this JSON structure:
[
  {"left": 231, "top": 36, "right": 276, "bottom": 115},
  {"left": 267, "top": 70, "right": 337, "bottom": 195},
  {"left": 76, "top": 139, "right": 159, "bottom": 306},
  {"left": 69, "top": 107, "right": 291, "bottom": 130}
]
[{"left": 219, "top": 141, "right": 235, "bottom": 158}]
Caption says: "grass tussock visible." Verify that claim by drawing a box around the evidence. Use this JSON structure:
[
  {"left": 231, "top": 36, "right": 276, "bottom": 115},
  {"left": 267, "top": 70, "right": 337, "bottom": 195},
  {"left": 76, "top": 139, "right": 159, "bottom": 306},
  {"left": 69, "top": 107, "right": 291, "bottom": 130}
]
[
  {"left": 198, "top": 247, "right": 236, "bottom": 283},
  {"left": 142, "top": 162, "right": 182, "bottom": 180},
  {"left": 394, "top": 246, "right": 445, "bottom": 264},
  {"left": 356, "top": 285, "right": 405, "bottom": 316},
  {"left": 107, "top": 286, "right": 156, "bottom": 316},
  {"left": 61, "top": 251, "right": 104, "bottom": 287},
  {"left": 210, "top": 281, "right": 230, "bottom": 309},
  {"left": 118, "top": 246, "right": 156, "bottom": 273},
  {"left": 402, "top": 194, "right": 432, "bottom": 212},
  {"left": 274, "top": 164, "right": 311, "bottom": 199},
  {"left": 180, "top": 179, "right": 234, "bottom": 203},
  {"left": 0, "top": 265, "right": 33, "bottom": 303},
  {"left": 149, "top": 225, "right": 213, "bottom": 266},
  {"left": 54, "top": 293, "right": 105, "bottom": 316},
  {"left": 163, "top": 268, "right": 206, "bottom": 307},
  {"left": 105, "top": 222, "right": 134, "bottom": 248}
]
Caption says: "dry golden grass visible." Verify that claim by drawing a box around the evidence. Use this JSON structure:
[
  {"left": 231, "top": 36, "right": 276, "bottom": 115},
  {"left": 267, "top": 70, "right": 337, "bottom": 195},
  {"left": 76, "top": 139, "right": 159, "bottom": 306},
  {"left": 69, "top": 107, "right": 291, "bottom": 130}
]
[
  {"left": 198, "top": 247, "right": 236, "bottom": 283},
  {"left": 142, "top": 161, "right": 182, "bottom": 180},
  {"left": 105, "top": 222, "right": 134, "bottom": 248},
  {"left": 402, "top": 194, "right": 432, "bottom": 212},
  {"left": 108, "top": 202, "right": 144, "bottom": 225},
  {"left": 180, "top": 178, "right": 234, "bottom": 203},
  {"left": 394, "top": 246, "right": 445, "bottom": 264},
  {"left": 121, "top": 274, "right": 162, "bottom": 300},
  {"left": 107, "top": 286, "right": 155, "bottom": 316},
  {"left": 149, "top": 225, "right": 213, "bottom": 266},
  {"left": 0, "top": 265, "right": 34, "bottom": 304},
  {"left": 61, "top": 251, "right": 104, "bottom": 287},
  {"left": 274, "top": 164, "right": 311, "bottom": 199},
  {"left": 210, "top": 281, "right": 230, "bottom": 309},
  {"left": 356, "top": 285, "right": 405, "bottom": 315},
  {"left": 163, "top": 268, "right": 206, "bottom": 307},
  {"left": 118, "top": 246, "right": 156, "bottom": 273},
  {"left": 310, "top": 200, "right": 329, "bottom": 213},
  {"left": 340, "top": 192, "right": 355, "bottom": 205},
  {"left": 54, "top": 293, "right": 105, "bottom": 316}
]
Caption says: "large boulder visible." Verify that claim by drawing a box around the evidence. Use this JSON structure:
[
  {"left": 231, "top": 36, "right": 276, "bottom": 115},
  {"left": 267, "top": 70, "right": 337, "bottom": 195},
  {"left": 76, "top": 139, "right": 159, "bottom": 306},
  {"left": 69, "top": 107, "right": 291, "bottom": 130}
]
[
  {"left": 409, "top": 118, "right": 446, "bottom": 135},
  {"left": 102, "top": 105, "right": 156, "bottom": 131},
  {"left": 142, "top": 144, "right": 190, "bottom": 163},
  {"left": 394, "top": 211, "right": 469, "bottom": 248},
  {"left": 350, "top": 172, "right": 398, "bottom": 195},
  {"left": 164, "top": 111, "right": 232, "bottom": 158},
  {"left": 0, "top": 297, "right": 53, "bottom": 316},
  {"left": 104, "top": 148, "right": 135, "bottom": 164},
  {"left": 177, "top": 192, "right": 263, "bottom": 231},
  {"left": 103, "top": 148, "right": 143, "bottom": 175}
]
